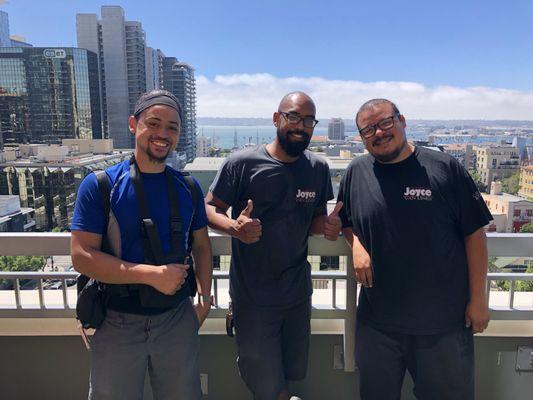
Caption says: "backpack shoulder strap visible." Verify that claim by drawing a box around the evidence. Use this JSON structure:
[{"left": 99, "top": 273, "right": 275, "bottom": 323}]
[
  {"left": 94, "top": 170, "right": 111, "bottom": 250},
  {"left": 181, "top": 173, "right": 199, "bottom": 214}
]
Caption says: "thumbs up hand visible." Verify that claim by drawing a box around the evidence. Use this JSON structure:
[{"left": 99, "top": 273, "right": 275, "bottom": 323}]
[
  {"left": 324, "top": 201, "right": 343, "bottom": 241},
  {"left": 233, "top": 199, "right": 262, "bottom": 244}
]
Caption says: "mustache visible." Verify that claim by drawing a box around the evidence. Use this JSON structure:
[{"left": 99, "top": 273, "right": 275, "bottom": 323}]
[
  {"left": 149, "top": 137, "right": 171, "bottom": 144},
  {"left": 287, "top": 130, "right": 310, "bottom": 138},
  {"left": 372, "top": 134, "right": 392, "bottom": 146}
]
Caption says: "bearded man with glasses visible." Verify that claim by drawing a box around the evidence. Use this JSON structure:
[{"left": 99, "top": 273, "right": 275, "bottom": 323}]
[
  {"left": 337, "top": 98, "right": 493, "bottom": 400},
  {"left": 206, "top": 92, "right": 343, "bottom": 400}
]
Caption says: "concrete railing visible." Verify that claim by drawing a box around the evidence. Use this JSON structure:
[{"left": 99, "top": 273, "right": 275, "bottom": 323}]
[{"left": 1, "top": 232, "right": 533, "bottom": 371}]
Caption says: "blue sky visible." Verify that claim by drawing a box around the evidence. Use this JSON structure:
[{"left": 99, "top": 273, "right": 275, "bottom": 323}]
[{"left": 3, "top": 0, "right": 533, "bottom": 119}]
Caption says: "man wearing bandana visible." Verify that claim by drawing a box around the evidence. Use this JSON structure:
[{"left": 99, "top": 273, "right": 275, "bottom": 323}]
[
  {"left": 206, "top": 92, "right": 343, "bottom": 400},
  {"left": 71, "top": 90, "right": 213, "bottom": 399}
]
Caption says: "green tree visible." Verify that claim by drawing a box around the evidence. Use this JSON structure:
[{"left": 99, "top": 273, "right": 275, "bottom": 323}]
[
  {"left": 468, "top": 170, "right": 486, "bottom": 192},
  {"left": 501, "top": 172, "right": 520, "bottom": 195},
  {"left": 0, "top": 256, "right": 45, "bottom": 272},
  {"left": 517, "top": 265, "right": 533, "bottom": 292},
  {"left": 520, "top": 223, "right": 533, "bottom": 233},
  {"left": 0, "top": 256, "right": 46, "bottom": 288}
]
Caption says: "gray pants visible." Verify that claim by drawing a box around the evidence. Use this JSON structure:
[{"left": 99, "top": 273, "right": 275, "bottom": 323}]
[{"left": 89, "top": 299, "right": 202, "bottom": 400}]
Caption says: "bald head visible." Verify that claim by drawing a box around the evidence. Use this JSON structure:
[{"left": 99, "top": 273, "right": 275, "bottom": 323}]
[{"left": 278, "top": 91, "right": 316, "bottom": 115}]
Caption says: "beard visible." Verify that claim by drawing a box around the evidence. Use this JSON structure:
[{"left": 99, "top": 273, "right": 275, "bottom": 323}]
[{"left": 276, "top": 125, "right": 311, "bottom": 157}]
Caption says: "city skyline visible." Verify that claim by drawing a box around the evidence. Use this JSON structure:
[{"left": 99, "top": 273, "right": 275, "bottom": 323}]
[{"left": 3, "top": 0, "right": 533, "bottom": 119}]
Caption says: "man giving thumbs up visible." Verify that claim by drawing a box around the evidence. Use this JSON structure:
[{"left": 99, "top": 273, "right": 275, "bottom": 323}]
[
  {"left": 205, "top": 92, "right": 338, "bottom": 400},
  {"left": 233, "top": 199, "right": 262, "bottom": 244}
]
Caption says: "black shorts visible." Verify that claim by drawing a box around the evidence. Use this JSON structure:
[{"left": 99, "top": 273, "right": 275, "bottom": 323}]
[{"left": 233, "top": 298, "right": 311, "bottom": 400}]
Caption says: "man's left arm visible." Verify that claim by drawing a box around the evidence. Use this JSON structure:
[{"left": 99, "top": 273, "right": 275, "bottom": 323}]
[
  {"left": 464, "top": 227, "right": 490, "bottom": 334},
  {"left": 191, "top": 226, "right": 213, "bottom": 327}
]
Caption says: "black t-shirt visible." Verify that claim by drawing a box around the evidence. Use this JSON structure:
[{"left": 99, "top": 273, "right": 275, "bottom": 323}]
[
  {"left": 210, "top": 145, "right": 333, "bottom": 307},
  {"left": 338, "top": 147, "right": 492, "bottom": 334}
]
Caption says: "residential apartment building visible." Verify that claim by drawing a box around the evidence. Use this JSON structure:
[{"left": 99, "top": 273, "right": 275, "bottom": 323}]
[
  {"left": 162, "top": 58, "right": 197, "bottom": 164},
  {"left": 0, "top": 47, "right": 102, "bottom": 145},
  {"left": 482, "top": 182, "right": 533, "bottom": 233},
  {"left": 442, "top": 143, "right": 475, "bottom": 170},
  {"left": 518, "top": 164, "right": 533, "bottom": 200},
  {"left": 474, "top": 145, "right": 520, "bottom": 188},
  {"left": 77, "top": 6, "right": 147, "bottom": 148}
]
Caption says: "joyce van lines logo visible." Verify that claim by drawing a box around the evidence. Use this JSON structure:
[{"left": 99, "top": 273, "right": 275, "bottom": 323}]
[
  {"left": 403, "top": 186, "right": 433, "bottom": 201},
  {"left": 296, "top": 188, "right": 316, "bottom": 202}
]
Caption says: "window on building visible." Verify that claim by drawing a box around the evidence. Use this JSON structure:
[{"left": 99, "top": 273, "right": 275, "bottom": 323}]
[
  {"left": 514, "top": 209, "right": 521, "bottom": 217},
  {"left": 319, "top": 256, "right": 340, "bottom": 270},
  {"left": 526, "top": 209, "right": 532, "bottom": 217}
]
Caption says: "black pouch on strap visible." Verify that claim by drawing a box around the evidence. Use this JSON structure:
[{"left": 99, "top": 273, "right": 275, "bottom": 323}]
[
  {"left": 75, "top": 170, "right": 111, "bottom": 329},
  {"left": 76, "top": 275, "right": 109, "bottom": 329}
]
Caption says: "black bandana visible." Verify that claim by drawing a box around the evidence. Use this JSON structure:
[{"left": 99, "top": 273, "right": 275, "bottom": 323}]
[{"left": 134, "top": 93, "right": 183, "bottom": 122}]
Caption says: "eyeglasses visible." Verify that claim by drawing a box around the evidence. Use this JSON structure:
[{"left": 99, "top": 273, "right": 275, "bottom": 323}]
[
  {"left": 279, "top": 111, "right": 319, "bottom": 128},
  {"left": 359, "top": 114, "right": 399, "bottom": 139}
]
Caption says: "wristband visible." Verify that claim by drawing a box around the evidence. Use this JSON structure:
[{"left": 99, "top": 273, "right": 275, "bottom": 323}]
[{"left": 198, "top": 294, "right": 214, "bottom": 305}]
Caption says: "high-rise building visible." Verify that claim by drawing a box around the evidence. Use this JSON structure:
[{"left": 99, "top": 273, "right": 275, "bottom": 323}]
[
  {"left": 77, "top": 6, "right": 147, "bottom": 148},
  {"left": 0, "top": 47, "right": 102, "bottom": 144},
  {"left": 162, "top": 58, "right": 197, "bottom": 163},
  {"left": 328, "top": 118, "right": 345, "bottom": 141},
  {"left": 145, "top": 47, "right": 164, "bottom": 91},
  {"left": 0, "top": 11, "right": 33, "bottom": 48},
  {"left": 0, "top": 11, "right": 10, "bottom": 47}
]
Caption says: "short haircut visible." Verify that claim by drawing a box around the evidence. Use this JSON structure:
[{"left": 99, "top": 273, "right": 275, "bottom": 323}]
[{"left": 355, "top": 99, "right": 400, "bottom": 128}]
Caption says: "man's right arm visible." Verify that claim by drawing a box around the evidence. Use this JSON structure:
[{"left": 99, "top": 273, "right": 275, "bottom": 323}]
[
  {"left": 204, "top": 192, "right": 261, "bottom": 244},
  {"left": 342, "top": 227, "right": 373, "bottom": 288},
  {"left": 71, "top": 230, "right": 189, "bottom": 295}
]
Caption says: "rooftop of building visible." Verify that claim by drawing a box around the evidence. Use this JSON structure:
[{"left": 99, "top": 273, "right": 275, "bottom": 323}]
[
  {"left": 184, "top": 153, "right": 357, "bottom": 172},
  {"left": 482, "top": 191, "right": 533, "bottom": 204},
  {"left": 443, "top": 143, "right": 469, "bottom": 150},
  {"left": 0, "top": 140, "right": 131, "bottom": 168},
  {"left": 0, "top": 151, "right": 131, "bottom": 168}
]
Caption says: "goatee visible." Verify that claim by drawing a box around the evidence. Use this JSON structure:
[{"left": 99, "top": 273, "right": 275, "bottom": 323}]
[{"left": 277, "top": 126, "right": 311, "bottom": 157}]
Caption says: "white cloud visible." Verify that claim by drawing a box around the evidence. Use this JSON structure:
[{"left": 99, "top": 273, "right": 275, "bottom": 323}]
[{"left": 196, "top": 73, "right": 533, "bottom": 120}]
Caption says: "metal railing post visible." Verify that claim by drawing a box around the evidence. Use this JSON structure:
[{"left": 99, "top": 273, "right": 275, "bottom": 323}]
[{"left": 344, "top": 253, "right": 356, "bottom": 372}]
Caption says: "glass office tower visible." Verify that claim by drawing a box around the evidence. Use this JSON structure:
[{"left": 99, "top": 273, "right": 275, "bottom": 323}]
[{"left": 0, "top": 47, "right": 102, "bottom": 145}]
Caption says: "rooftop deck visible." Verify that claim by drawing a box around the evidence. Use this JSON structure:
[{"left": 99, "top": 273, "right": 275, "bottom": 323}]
[{"left": 0, "top": 232, "right": 532, "bottom": 399}]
